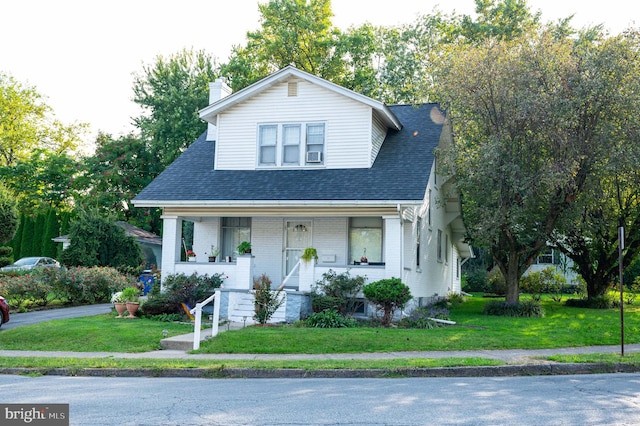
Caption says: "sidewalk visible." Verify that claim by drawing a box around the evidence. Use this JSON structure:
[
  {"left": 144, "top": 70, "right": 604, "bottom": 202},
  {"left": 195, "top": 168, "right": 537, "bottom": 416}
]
[{"left": 1, "top": 304, "right": 639, "bottom": 378}]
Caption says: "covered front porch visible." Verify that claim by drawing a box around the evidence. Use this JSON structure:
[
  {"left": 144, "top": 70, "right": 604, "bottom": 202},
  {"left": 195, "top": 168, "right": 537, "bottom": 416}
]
[{"left": 159, "top": 207, "right": 405, "bottom": 294}]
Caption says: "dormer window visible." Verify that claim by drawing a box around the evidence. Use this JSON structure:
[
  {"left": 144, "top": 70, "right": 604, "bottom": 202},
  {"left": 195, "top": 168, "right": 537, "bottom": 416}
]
[{"left": 258, "top": 122, "right": 325, "bottom": 167}]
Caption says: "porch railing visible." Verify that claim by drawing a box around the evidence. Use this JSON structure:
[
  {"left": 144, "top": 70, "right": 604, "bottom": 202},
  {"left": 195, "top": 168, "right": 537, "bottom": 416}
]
[
  {"left": 279, "top": 259, "right": 301, "bottom": 290},
  {"left": 190, "top": 289, "right": 221, "bottom": 350}
]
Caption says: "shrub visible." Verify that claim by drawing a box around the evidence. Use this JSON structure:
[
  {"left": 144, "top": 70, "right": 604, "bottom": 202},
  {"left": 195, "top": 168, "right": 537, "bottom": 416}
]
[
  {"left": 565, "top": 295, "right": 618, "bottom": 309},
  {"left": 520, "top": 267, "right": 567, "bottom": 302},
  {"left": 252, "top": 273, "right": 285, "bottom": 325},
  {"left": 139, "top": 293, "right": 180, "bottom": 316},
  {"left": 162, "top": 272, "right": 225, "bottom": 308},
  {"left": 462, "top": 270, "right": 488, "bottom": 293},
  {"left": 486, "top": 268, "right": 506, "bottom": 296},
  {"left": 398, "top": 305, "right": 451, "bottom": 329},
  {"left": 311, "top": 269, "right": 365, "bottom": 315},
  {"left": 363, "top": 277, "right": 412, "bottom": 326},
  {"left": 483, "top": 300, "right": 545, "bottom": 317},
  {"left": 305, "top": 309, "right": 358, "bottom": 328}
]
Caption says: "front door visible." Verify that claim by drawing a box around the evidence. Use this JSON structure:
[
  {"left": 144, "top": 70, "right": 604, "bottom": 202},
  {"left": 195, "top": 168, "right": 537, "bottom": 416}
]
[{"left": 284, "top": 220, "right": 312, "bottom": 288}]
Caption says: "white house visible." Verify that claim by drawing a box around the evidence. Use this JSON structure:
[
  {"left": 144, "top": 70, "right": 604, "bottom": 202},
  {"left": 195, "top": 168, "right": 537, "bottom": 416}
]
[{"left": 133, "top": 66, "right": 472, "bottom": 323}]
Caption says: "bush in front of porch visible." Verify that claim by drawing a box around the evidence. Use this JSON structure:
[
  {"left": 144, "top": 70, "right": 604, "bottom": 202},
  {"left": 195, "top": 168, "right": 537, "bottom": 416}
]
[{"left": 310, "top": 270, "right": 365, "bottom": 316}]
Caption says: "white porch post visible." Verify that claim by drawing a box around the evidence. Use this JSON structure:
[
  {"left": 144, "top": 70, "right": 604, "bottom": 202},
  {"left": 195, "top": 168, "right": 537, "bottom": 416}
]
[
  {"left": 231, "top": 254, "right": 254, "bottom": 289},
  {"left": 160, "top": 215, "right": 182, "bottom": 284},
  {"left": 299, "top": 258, "right": 315, "bottom": 292},
  {"left": 383, "top": 215, "right": 402, "bottom": 279}
]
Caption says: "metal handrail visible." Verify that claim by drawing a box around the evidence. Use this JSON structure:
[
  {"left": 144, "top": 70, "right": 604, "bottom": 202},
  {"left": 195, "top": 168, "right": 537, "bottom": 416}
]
[
  {"left": 190, "top": 290, "right": 221, "bottom": 350},
  {"left": 278, "top": 258, "right": 301, "bottom": 290}
]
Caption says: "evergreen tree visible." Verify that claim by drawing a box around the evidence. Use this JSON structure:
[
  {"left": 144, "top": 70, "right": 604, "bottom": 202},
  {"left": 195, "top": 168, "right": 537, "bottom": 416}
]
[
  {"left": 9, "top": 212, "right": 24, "bottom": 261},
  {"left": 32, "top": 213, "right": 45, "bottom": 256},
  {"left": 19, "top": 215, "right": 34, "bottom": 257},
  {"left": 41, "top": 207, "right": 59, "bottom": 258}
]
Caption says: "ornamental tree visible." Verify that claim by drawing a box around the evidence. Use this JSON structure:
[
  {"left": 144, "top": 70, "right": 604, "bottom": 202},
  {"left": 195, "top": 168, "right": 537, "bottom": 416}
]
[{"left": 363, "top": 278, "right": 412, "bottom": 327}]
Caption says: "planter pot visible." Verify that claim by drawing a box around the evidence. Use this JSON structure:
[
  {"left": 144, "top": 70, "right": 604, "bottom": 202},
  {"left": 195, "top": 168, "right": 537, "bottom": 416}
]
[
  {"left": 208, "top": 256, "right": 216, "bottom": 262},
  {"left": 125, "top": 302, "right": 140, "bottom": 318},
  {"left": 114, "top": 302, "right": 127, "bottom": 318},
  {"left": 188, "top": 257, "right": 197, "bottom": 262}
]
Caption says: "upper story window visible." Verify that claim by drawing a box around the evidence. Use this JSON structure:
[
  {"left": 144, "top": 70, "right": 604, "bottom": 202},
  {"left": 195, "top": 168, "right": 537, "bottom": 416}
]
[{"left": 258, "top": 122, "right": 325, "bottom": 167}]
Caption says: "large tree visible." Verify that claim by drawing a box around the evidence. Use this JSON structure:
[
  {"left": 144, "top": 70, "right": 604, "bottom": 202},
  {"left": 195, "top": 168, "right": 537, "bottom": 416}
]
[
  {"left": 435, "top": 28, "right": 627, "bottom": 303},
  {"left": 0, "top": 72, "right": 84, "bottom": 167},
  {"left": 75, "top": 132, "right": 162, "bottom": 234},
  {"left": 550, "top": 29, "right": 640, "bottom": 299},
  {"left": 132, "top": 48, "right": 219, "bottom": 168},
  {"left": 221, "top": 0, "right": 341, "bottom": 91}
]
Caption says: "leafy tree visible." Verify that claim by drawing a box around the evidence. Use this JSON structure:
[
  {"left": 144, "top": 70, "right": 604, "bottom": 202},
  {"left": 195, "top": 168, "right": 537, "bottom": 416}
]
[
  {"left": 363, "top": 278, "right": 412, "bottom": 327},
  {"left": 454, "top": 0, "right": 541, "bottom": 43},
  {"left": 75, "top": 132, "right": 162, "bottom": 234},
  {"left": 435, "top": 28, "right": 625, "bottom": 303},
  {"left": 0, "top": 72, "right": 84, "bottom": 167},
  {"left": 61, "top": 210, "right": 142, "bottom": 269},
  {"left": 221, "top": 0, "right": 341, "bottom": 91},
  {"left": 132, "top": 48, "right": 220, "bottom": 168},
  {"left": 0, "top": 183, "right": 18, "bottom": 266},
  {"left": 550, "top": 30, "right": 640, "bottom": 299}
]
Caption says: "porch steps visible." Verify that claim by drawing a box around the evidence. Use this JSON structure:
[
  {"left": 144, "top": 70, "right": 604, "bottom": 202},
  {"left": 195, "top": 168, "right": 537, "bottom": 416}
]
[{"left": 228, "top": 291, "right": 286, "bottom": 325}]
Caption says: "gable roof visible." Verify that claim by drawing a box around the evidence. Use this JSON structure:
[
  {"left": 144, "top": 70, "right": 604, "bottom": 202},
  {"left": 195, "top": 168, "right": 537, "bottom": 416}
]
[
  {"left": 199, "top": 66, "right": 402, "bottom": 131},
  {"left": 133, "top": 103, "right": 446, "bottom": 208}
]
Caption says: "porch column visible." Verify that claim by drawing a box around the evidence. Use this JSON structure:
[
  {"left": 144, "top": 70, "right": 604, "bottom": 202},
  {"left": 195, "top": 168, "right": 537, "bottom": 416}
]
[
  {"left": 229, "top": 254, "right": 254, "bottom": 289},
  {"left": 299, "top": 258, "right": 315, "bottom": 292},
  {"left": 383, "top": 215, "right": 402, "bottom": 279},
  {"left": 160, "top": 215, "right": 182, "bottom": 284}
]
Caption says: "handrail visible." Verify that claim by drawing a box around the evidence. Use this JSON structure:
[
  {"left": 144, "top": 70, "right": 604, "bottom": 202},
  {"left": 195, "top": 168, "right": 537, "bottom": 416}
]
[
  {"left": 190, "top": 290, "right": 221, "bottom": 350},
  {"left": 278, "top": 258, "right": 301, "bottom": 290}
]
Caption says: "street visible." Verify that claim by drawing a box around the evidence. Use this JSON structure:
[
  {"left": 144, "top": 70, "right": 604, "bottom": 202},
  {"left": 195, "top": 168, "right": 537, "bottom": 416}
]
[{"left": 3, "top": 373, "right": 640, "bottom": 425}]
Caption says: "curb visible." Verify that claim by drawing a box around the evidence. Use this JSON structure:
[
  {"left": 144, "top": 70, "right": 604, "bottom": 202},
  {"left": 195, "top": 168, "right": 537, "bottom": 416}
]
[{"left": 2, "top": 363, "right": 639, "bottom": 379}]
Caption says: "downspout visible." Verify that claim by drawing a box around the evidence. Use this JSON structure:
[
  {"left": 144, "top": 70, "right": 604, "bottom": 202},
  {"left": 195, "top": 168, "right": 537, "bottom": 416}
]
[{"left": 397, "top": 203, "right": 404, "bottom": 277}]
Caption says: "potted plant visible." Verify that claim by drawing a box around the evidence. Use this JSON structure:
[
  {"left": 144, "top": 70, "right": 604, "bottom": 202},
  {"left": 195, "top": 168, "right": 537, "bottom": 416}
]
[
  {"left": 237, "top": 241, "right": 252, "bottom": 255},
  {"left": 186, "top": 249, "right": 197, "bottom": 262},
  {"left": 121, "top": 286, "right": 140, "bottom": 318},
  {"left": 208, "top": 245, "right": 220, "bottom": 262},
  {"left": 301, "top": 247, "right": 318, "bottom": 263},
  {"left": 111, "top": 291, "right": 127, "bottom": 318}
]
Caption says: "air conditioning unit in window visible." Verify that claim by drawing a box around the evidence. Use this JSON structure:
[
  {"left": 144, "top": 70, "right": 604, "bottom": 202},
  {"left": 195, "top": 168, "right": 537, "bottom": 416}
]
[{"left": 306, "top": 151, "right": 322, "bottom": 163}]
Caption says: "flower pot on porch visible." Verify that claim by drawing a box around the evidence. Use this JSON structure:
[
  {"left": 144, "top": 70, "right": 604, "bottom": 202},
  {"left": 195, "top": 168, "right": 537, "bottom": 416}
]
[
  {"left": 114, "top": 302, "right": 127, "bottom": 318},
  {"left": 188, "top": 257, "right": 197, "bottom": 262},
  {"left": 208, "top": 256, "right": 216, "bottom": 262},
  {"left": 125, "top": 302, "right": 140, "bottom": 318}
]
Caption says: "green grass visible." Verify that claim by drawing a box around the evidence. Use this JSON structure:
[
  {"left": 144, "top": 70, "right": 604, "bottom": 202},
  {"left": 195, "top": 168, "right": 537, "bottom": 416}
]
[
  {"left": 0, "top": 297, "right": 638, "bottom": 371},
  {"left": 0, "top": 312, "right": 194, "bottom": 353},
  {"left": 0, "top": 356, "right": 504, "bottom": 370},
  {"left": 194, "top": 296, "right": 640, "bottom": 354}
]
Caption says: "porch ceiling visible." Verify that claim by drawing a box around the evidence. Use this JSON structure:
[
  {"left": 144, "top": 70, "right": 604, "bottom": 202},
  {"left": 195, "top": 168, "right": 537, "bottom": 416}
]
[{"left": 163, "top": 204, "right": 405, "bottom": 218}]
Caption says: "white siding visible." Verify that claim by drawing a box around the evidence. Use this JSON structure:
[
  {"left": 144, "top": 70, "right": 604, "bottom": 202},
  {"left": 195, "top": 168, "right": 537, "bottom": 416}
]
[
  {"left": 252, "top": 217, "right": 284, "bottom": 285},
  {"left": 313, "top": 218, "right": 348, "bottom": 266},
  {"left": 371, "top": 113, "right": 386, "bottom": 165},
  {"left": 215, "top": 80, "right": 373, "bottom": 170}
]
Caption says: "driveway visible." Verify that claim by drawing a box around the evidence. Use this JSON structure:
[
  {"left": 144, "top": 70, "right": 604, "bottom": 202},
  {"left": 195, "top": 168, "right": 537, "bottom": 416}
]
[{"left": 0, "top": 303, "right": 112, "bottom": 330}]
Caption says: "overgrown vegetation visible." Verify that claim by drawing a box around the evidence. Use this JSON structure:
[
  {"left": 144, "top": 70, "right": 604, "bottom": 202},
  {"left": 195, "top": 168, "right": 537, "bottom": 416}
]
[
  {"left": 139, "top": 272, "right": 225, "bottom": 318},
  {"left": 252, "top": 273, "right": 284, "bottom": 325},
  {"left": 310, "top": 269, "right": 365, "bottom": 316},
  {"left": 0, "top": 266, "right": 132, "bottom": 310}
]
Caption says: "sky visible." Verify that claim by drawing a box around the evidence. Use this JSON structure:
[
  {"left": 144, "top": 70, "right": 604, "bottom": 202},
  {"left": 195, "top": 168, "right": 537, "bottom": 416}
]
[{"left": 1, "top": 0, "right": 638, "bottom": 146}]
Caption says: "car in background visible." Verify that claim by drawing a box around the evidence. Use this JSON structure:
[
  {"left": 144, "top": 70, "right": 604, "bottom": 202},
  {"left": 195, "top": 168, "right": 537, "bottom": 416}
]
[
  {"left": 0, "top": 296, "right": 9, "bottom": 327},
  {"left": 0, "top": 257, "right": 61, "bottom": 272}
]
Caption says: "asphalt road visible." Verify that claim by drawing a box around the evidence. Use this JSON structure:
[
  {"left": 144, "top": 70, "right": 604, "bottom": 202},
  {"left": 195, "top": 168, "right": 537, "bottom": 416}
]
[
  {"left": 0, "top": 303, "right": 112, "bottom": 330},
  {"left": 4, "top": 373, "right": 640, "bottom": 425}
]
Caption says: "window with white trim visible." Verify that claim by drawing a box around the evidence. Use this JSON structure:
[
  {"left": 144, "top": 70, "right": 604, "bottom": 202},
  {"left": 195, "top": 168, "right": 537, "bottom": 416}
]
[{"left": 258, "top": 122, "right": 325, "bottom": 167}]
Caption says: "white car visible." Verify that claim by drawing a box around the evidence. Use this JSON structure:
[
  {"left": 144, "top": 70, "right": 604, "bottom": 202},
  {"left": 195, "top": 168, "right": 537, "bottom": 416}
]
[{"left": 0, "top": 257, "right": 61, "bottom": 272}]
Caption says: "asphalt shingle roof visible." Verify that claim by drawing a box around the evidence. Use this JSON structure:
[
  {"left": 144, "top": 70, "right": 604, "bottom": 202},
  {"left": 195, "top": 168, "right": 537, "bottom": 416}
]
[{"left": 133, "top": 103, "right": 444, "bottom": 204}]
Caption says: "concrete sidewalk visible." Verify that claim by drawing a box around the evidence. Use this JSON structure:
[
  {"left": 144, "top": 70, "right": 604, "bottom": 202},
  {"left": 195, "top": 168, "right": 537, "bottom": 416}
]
[{"left": 2, "top": 304, "right": 639, "bottom": 377}]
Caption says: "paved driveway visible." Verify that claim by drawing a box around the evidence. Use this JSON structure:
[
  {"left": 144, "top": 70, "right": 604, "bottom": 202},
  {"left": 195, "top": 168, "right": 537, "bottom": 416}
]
[{"left": 0, "top": 303, "right": 112, "bottom": 330}]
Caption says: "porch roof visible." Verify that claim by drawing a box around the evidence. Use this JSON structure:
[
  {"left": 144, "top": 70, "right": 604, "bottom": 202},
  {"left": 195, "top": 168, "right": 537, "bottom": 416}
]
[{"left": 133, "top": 104, "right": 443, "bottom": 207}]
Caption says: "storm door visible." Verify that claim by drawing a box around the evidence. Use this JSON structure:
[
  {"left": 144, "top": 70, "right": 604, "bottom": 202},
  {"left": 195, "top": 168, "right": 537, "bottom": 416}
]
[{"left": 284, "top": 220, "right": 312, "bottom": 287}]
